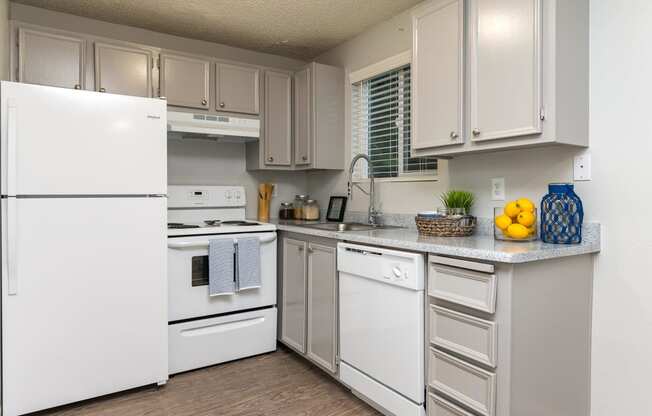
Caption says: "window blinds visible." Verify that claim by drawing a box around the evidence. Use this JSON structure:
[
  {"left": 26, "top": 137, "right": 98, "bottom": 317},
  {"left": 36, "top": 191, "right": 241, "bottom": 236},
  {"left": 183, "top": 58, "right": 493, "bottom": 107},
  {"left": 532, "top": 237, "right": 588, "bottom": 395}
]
[{"left": 351, "top": 64, "right": 437, "bottom": 179}]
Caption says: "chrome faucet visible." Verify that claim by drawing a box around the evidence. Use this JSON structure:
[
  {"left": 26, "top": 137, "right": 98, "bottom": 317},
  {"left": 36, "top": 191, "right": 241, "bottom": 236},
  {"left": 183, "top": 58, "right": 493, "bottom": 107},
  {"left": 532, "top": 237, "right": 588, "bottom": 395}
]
[{"left": 348, "top": 153, "right": 380, "bottom": 225}]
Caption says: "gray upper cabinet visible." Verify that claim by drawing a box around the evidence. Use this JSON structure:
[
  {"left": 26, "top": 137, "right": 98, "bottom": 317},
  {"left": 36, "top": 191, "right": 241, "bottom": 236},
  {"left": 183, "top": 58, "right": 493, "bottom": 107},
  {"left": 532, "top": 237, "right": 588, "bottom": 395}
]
[
  {"left": 216, "top": 63, "right": 260, "bottom": 114},
  {"left": 17, "top": 27, "right": 85, "bottom": 90},
  {"left": 160, "top": 53, "right": 210, "bottom": 109},
  {"left": 264, "top": 70, "right": 292, "bottom": 166},
  {"left": 412, "top": 0, "right": 589, "bottom": 158},
  {"left": 306, "top": 242, "right": 337, "bottom": 373},
  {"left": 294, "top": 67, "right": 311, "bottom": 166},
  {"left": 412, "top": 0, "right": 464, "bottom": 150},
  {"left": 94, "top": 42, "right": 153, "bottom": 97},
  {"left": 468, "top": 0, "right": 542, "bottom": 142},
  {"left": 293, "top": 62, "right": 345, "bottom": 170},
  {"left": 281, "top": 237, "right": 308, "bottom": 354}
]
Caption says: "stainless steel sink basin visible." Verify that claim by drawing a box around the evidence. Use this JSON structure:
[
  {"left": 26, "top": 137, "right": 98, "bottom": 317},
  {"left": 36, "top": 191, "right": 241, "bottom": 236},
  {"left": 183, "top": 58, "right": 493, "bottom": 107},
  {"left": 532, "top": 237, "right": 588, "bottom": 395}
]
[{"left": 299, "top": 222, "right": 402, "bottom": 232}]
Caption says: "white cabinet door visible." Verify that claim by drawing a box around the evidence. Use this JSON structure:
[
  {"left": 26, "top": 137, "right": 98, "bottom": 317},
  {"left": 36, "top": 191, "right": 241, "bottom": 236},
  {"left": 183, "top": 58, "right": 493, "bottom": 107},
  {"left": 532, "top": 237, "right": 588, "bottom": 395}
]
[
  {"left": 306, "top": 243, "right": 337, "bottom": 373},
  {"left": 264, "top": 71, "right": 292, "bottom": 166},
  {"left": 1, "top": 82, "right": 166, "bottom": 196},
  {"left": 2, "top": 197, "right": 167, "bottom": 416},
  {"left": 294, "top": 67, "right": 312, "bottom": 166},
  {"left": 469, "top": 0, "right": 542, "bottom": 142},
  {"left": 281, "top": 238, "right": 307, "bottom": 353},
  {"left": 412, "top": 0, "right": 464, "bottom": 149}
]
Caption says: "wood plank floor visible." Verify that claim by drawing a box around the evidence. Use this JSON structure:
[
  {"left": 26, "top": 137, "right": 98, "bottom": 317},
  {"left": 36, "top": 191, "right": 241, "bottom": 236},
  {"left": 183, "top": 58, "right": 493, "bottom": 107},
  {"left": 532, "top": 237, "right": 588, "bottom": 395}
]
[{"left": 37, "top": 347, "right": 381, "bottom": 416}]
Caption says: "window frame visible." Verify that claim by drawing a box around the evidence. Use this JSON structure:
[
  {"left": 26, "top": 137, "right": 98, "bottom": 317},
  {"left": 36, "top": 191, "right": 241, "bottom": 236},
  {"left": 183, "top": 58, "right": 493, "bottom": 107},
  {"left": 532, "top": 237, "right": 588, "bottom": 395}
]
[{"left": 349, "top": 51, "right": 439, "bottom": 183}]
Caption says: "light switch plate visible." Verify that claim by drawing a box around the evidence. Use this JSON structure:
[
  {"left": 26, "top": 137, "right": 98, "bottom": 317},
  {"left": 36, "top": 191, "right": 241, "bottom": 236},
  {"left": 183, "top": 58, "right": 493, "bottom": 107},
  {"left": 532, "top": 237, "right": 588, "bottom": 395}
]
[
  {"left": 491, "top": 177, "right": 506, "bottom": 201},
  {"left": 574, "top": 154, "right": 591, "bottom": 181}
]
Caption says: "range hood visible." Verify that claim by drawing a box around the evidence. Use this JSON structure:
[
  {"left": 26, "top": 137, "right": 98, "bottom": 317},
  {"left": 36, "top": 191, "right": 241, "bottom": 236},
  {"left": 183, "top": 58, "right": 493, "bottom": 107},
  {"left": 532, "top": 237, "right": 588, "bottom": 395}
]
[{"left": 167, "top": 111, "right": 260, "bottom": 142}]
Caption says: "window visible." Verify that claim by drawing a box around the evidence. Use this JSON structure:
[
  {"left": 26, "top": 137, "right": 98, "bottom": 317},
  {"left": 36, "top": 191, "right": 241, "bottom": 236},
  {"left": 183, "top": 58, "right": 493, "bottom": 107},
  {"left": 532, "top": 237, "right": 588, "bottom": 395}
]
[{"left": 351, "top": 62, "right": 437, "bottom": 181}]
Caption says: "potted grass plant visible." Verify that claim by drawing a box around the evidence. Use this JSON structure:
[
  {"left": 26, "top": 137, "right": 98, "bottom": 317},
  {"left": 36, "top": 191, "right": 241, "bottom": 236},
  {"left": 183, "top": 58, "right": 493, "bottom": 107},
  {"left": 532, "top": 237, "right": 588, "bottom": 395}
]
[{"left": 415, "top": 190, "right": 476, "bottom": 237}]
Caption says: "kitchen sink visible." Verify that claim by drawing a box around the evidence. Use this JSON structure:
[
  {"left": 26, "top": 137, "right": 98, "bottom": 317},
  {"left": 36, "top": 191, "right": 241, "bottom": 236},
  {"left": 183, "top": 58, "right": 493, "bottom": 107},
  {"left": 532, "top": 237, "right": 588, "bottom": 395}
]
[{"left": 299, "top": 222, "right": 403, "bottom": 232}]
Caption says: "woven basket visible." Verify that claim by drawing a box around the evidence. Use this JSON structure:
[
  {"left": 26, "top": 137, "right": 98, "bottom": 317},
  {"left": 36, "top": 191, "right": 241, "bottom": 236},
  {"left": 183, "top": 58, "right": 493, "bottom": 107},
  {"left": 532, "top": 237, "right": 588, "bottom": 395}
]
[{"left": 415, "top": 215, "right": 476, "bottom": 237}]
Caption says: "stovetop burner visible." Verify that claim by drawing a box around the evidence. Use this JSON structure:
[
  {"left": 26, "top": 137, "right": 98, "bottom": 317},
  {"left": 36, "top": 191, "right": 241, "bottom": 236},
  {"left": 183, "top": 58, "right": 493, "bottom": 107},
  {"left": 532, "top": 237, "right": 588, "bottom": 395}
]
[{"left": 168, "top": 223, "right": 201, "bottom": 229}]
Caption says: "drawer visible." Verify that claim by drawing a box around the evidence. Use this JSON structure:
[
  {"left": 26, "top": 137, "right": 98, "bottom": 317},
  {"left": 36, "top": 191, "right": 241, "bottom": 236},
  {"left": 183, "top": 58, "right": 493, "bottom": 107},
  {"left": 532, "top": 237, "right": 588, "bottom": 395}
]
[
  {"left": 428, "top": 393, "right": 475, "bottom": 416},
  {"left": 429, "top": 305, "right": 497, "bottom": 367},
  {"left": 428, "top": 348, "right": 496, "bottom": 416},
  {"left": 428, "top": 264, "right": 497, "bottom": 313}
]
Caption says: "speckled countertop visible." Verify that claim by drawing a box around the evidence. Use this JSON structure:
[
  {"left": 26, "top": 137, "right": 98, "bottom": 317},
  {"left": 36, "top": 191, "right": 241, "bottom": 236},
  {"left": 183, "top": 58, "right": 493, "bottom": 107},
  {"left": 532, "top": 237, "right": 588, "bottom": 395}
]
[{"left": 270, "top": 219, "right": 601, "bottom": 264}]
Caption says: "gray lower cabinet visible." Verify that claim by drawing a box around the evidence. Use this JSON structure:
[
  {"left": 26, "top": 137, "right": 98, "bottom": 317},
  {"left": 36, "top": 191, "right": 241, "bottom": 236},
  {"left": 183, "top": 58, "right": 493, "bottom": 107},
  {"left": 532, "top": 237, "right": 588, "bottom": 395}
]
[
  {"left": 426, "top": 254, "right": 593, "bottom": 416},
  {"left": 94, "top": 42, "right": 153, "bottom": 97},
  {"left": 279, "top": 234, "right": 338, "bottom": 375},
  {"left": 216, "top": 63, "right": 260, "bottom": 114},
  {"left": 17, "top": 27, "right": 85, "bottom": 90},
  {"left": 263, "top": 70, "right": 292, "bottom": 166},
  {"left": 280, "top": 237, "right": 308, "bottom": 353},
  {"left": 159, "top": 53, "right": 210, "bottom": 109}
]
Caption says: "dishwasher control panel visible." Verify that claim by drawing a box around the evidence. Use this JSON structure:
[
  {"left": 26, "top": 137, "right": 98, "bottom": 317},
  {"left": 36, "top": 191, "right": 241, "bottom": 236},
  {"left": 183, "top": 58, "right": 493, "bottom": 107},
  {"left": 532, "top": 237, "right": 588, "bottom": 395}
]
[{"left": 337, "top": 243, "right": 425, "bottom": 290}]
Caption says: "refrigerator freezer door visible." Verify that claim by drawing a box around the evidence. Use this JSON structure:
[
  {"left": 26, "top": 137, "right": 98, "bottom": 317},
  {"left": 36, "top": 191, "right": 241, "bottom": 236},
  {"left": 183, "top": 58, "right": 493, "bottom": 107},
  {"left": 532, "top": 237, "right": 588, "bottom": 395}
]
[
  {"left": 1, "top": 197, "right": 167, "bottom": 416},
  {"left": 1, "top": 81, "right": 166, "bottom": 196}
]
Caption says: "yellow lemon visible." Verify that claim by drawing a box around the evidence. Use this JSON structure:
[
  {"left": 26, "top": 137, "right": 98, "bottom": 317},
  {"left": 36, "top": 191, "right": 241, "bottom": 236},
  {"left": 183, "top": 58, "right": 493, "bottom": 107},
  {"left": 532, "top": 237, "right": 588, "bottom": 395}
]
[
  {"left": 516, "top": 198, "right": 535, "bottom": 213},
  {"left": 517, "top": 211, "right": 535, "bottom": 227},
  {"left": 528, "top": 225, "right": 537, "bottom": 235},
  {"left": 504, "top": 201, "right": 521, "bottom": 218},
  {"left": 495, "top": 214, "right": 512, "bottom": 230},
  {"left": 507, "top": 223, "right": 529, "bottom": 239}
]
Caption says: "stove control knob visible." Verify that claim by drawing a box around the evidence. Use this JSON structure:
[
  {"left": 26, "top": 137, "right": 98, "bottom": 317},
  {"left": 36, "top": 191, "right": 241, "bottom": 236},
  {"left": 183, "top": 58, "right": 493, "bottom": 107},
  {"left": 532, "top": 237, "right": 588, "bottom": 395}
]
[
  {"left": 235, "top": 191, "right": 241, "bottom": 200},
  {"left": 225, "top": 191, "right": 233, "bottom": 200}
]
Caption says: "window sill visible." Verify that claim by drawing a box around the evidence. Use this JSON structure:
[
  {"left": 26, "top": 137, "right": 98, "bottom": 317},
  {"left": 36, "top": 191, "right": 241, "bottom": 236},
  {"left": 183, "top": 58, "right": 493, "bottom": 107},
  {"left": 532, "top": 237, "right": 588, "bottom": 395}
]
[{"left": 352, "top": 175, "right": 439, "bottom": 184}]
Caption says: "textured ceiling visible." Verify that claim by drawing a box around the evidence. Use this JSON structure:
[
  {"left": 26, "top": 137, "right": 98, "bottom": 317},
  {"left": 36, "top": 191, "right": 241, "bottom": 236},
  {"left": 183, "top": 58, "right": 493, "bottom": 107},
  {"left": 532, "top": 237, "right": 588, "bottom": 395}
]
[{"left": 12, "top": 0, "right": 422, "bottom": 59}]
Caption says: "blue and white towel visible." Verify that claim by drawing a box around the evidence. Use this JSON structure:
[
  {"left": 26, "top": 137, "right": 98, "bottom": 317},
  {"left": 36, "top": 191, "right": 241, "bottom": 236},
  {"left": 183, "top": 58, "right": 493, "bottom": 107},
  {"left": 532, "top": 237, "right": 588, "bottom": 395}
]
[
  {"left": 235, "top": 237, "right": 261, "bottom": 291},
  {"left": 208, "top": 239, "right": 235, "bottom": 296}
]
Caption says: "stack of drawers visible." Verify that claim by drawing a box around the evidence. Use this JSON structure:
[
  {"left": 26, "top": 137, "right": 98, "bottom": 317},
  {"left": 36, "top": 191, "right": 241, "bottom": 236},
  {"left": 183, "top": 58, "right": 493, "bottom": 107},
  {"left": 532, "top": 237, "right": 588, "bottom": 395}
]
[{"left": 426, "top": 255, "right": 498, "bottom": 416}]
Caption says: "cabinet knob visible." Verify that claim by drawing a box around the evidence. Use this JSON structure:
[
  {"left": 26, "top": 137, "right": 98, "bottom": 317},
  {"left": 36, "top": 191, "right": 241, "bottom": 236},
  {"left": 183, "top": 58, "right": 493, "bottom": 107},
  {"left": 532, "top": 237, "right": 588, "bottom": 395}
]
[
  {"left": 472, "top": 128, "right": 481, "bottom": 137},
  {"left": 74, "top": 84, "right": 81, "bottom": 90},
  {"left": 219, "top": 102, "right": 225, "bottom": 108},
  {"left": 302, "top": 156, "right": 308, "bottom": 161},
  {"left": 267, "top": 156, "right": 274, "bottom": 162},
  {"left": 298, "top": 246, "right": 304, "bottom": 252},
  {"left": 307, "top": 247, "right": 314, "bottom": 254},
  {"left": 449, "top": 131, "right": 459, "bottom": 140},
  {"left": 201, "top": 99, "right": 207, "bottom": 106},
  {"left": 99, "top": 87, "right": 106, "bottom": 93}
]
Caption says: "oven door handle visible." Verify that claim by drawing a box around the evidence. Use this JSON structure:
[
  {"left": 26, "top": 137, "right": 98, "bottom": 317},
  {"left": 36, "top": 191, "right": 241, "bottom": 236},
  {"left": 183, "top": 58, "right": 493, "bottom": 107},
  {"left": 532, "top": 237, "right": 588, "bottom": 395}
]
[{"left": 167, "top": 234, "right": 277, "bottom": 249}]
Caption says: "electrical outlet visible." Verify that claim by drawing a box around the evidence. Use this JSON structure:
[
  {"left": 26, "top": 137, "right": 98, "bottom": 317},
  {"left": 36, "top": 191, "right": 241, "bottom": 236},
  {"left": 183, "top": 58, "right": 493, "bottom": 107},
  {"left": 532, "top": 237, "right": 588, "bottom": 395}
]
[
  {"left": 491, "top": 177, "right": 506, "bottom": 201},
  {"left": 574, "top": 154, "right": 591, "bottom": 181}
]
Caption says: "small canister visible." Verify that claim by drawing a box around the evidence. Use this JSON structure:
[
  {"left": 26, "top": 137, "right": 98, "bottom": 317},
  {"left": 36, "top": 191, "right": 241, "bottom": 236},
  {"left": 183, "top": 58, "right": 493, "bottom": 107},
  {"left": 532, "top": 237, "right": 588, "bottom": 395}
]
[
  {"left": 279, "top": 202, "right": 294, "bottom": 220},
  {"left": 303, "top": 199, "right": 320, "bottom": 221},
  {"left": 293, "top": 195, "right": 308, "bottom": 219}
]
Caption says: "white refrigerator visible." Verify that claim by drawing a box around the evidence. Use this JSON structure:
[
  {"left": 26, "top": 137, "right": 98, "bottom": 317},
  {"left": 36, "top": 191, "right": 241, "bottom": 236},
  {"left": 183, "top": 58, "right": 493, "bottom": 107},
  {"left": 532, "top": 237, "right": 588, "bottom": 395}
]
[{"left": 0, "top": 82, "right": 168, "bottom": 416}]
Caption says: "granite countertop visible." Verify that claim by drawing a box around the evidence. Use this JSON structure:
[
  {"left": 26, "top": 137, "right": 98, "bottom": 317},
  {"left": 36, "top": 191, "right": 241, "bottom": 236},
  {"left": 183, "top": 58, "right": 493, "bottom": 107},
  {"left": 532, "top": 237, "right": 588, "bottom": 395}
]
[{"left": 270, "top": 219, "right": 601, "bottom": 264}]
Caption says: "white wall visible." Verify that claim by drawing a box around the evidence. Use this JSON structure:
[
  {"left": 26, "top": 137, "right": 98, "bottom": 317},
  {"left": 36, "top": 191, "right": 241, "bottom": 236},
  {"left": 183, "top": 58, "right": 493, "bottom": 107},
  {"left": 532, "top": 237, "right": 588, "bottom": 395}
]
[
  {"left": 311, "top": 9, "right": 449, "bottom": 214},
  {"left": 316, "top": 0, "right": 652, "bottom": 414},
  {"left": 168, "top": 139, "right": 307, "bottom": 218}
]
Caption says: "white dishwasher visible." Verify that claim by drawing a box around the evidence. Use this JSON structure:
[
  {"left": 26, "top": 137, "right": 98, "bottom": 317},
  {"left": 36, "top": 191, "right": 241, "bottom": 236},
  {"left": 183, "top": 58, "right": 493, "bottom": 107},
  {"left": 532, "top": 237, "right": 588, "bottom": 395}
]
[{"left": 338, "top": 242, "right": 425, "bottom": 416}]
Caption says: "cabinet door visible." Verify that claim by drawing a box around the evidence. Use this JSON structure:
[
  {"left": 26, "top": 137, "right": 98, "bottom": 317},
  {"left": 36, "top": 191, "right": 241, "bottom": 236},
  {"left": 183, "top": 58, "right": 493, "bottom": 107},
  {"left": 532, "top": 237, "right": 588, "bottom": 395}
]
[
  {"left": 307, "top": 243, "right": 337, "bottom": 373},
  {"left": 160, "top": 53, "right": 210, "bottom": 109},
  {"left": 294, "top": 67, "right": 312, "bottom": 166},
  {"left": 412, "top": 0, "right": 464, "bottom": 149},
  {"left": 264, "top": 71, "right": 292, "bottom": 166},
  {"left": 469, "top": 0, "right": 542, "bottom": 142},
  {"left": 216, "top": 63, "right": 260, "bottom": 114},
  {"left": 17, "top": 28, "right": 85, "bottom": 90},
  {"left": 94, "top": 42, "right": 153, "bottom": 97},
  {"left": 281, "top": 238, "right": 307, "bottom": 353}
]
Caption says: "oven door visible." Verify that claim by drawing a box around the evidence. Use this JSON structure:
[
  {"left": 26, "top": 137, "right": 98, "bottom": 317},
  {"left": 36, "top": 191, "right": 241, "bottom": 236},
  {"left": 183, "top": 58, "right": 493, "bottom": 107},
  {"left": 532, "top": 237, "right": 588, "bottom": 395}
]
[{"left": 167, "top": 232, "right": 277, "bottom": 322}]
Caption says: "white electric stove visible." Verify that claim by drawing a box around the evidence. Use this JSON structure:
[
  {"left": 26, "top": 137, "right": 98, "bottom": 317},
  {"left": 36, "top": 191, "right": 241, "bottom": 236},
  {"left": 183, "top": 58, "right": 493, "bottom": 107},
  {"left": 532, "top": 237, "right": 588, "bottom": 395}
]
[{"left": 167, "top": 185, "right": 277, "bottom": 375}]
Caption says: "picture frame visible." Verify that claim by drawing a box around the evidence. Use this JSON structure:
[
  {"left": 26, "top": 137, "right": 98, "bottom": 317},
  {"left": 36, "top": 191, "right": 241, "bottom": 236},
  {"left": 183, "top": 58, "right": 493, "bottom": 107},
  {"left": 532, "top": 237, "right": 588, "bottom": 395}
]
[{"left": 326, "top": 196, "right": 348, "bottom": 222}]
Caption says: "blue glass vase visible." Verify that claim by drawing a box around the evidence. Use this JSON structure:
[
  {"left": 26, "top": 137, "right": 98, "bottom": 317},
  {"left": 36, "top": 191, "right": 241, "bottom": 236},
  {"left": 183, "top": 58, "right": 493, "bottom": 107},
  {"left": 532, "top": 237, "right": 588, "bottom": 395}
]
[{"left": 540, "top": 183, "right": 584, "bottom": 244}]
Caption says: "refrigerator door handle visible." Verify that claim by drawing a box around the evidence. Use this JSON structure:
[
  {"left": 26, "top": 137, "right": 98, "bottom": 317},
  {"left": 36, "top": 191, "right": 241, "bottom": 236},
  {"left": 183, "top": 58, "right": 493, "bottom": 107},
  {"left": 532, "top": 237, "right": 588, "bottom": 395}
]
[
  {"left": 7, "top": 100, "right": 17, "bottom": 196},
  {"left": 7, "top": 197, "right": 17, "bottom": 295}
]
